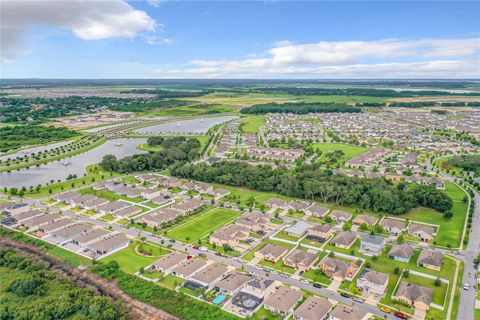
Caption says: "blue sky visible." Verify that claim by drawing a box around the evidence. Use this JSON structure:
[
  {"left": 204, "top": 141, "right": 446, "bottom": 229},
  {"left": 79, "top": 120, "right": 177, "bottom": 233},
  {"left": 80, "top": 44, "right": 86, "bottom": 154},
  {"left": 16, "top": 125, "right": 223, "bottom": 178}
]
[{"left": 1, "top": 0, "right": 479, "bottom": 78}]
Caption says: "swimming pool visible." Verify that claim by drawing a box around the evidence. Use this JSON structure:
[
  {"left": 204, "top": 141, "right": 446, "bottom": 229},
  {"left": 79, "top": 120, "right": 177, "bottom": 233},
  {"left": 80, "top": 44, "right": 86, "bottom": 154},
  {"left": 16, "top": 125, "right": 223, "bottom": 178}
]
[{"left": 213, "top": 295, "right": 226, "bottom": 304}]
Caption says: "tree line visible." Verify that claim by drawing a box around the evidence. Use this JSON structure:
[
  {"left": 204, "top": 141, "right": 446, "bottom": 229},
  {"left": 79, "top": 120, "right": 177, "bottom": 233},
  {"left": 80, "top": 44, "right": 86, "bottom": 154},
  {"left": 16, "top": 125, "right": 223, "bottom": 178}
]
[
  {"left": 170, "top": 161, "right": 453, "bottom": 214},
  {"left": 240, "top": 102, "right": 362, "bottom": 114},
  {"left": 100, "top": 137, "right": 201, "bottom": 173},
  {"left": 0, "top": 249, "right": 123, "bottom": 319},
  {"left": 448, "top": 155, "right": 480, "bottom": 174}
]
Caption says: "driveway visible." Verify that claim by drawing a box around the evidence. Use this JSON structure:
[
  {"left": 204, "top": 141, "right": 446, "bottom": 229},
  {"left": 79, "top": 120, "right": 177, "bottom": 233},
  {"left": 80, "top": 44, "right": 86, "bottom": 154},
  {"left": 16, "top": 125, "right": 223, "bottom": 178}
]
[
  {"left": 413, "top": 307, "right": 426, "bottom": 320},
  {"left": 327, "top": 279, "right": 342, "bottom": 291}
]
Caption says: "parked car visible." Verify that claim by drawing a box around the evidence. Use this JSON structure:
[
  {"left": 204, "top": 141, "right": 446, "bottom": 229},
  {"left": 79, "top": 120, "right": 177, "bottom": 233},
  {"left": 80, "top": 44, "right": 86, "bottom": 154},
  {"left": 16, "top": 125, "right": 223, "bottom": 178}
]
[
  {"left": 394, "top": 311, "right": 409, "bottom": 319},
  {"left": 313, "top": 283, "right": 322, "bottom": 288},
  {"left": 187, "top": 255, "right": 193, "bottom": 260},
  {"left": 352, "top": 297, "right": 363, "bottom": 303},
  {"left": 168, "top": 239, "right": 176, "bottom": 243},
  {"left": 299, "top": 271, "right": 305, "bottom": 276},
  {"left": 380, "top": 307, "right": 391, "bottom": 313},
  {"left": 199, "top": 246, "right": 208, "bottom": 252},
  {"left": 255, "top": 265, "right": 262, "bottom": 270},
  {"left": 340, "top": 293, "right": 350, "bottom": 298},
  {"left": 271, "top": 270, "right": 278, "bottom": 275},
  {"left": 464, "top": 283, "right": 470, "bottom": 290},
  {"left": 192, "top": 245, "right": 200, "bottom": 249},
  {"left": 215, "top": 252, "right": 223, "bottom": 257},
  {"left": 301, "top": 279, "right": 309, "bottom": 285}
]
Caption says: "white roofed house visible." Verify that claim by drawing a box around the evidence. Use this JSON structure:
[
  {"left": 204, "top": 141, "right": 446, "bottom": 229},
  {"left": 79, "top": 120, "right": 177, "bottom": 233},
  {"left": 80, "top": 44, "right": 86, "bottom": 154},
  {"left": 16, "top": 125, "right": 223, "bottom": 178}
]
[
  {"left": 356, "top": 269, "right": 389, "bottom": 296},
  {"left": 284, "top": 221, "right": 311, "bottom": 237},
  {"left": 88, "top": 233, "right": 130, "bottom": 257},
  {"left": 264, "top": 286, "right": 303, "bottom": 316}
]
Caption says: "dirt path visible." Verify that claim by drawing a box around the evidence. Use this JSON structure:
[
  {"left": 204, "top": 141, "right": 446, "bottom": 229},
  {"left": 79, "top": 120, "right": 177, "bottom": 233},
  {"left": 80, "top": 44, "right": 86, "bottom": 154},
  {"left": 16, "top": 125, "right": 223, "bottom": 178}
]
[{"left": 0, "top": 237, "right": 178, "bottom": 320}]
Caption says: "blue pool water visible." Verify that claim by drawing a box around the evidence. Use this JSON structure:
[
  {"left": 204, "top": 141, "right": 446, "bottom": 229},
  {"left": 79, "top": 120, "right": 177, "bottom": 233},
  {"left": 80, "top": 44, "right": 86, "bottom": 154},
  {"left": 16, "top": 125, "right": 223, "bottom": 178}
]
[{"left": 213, "top": 295, "right": 226, "bottom": 304}]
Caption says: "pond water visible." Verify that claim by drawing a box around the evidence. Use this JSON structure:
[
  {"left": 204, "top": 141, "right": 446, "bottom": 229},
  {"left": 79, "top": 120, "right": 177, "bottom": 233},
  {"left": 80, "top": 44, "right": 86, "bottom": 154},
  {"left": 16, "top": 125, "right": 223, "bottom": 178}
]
[
  {"left": 135, "top": 116, "right": 236, "bottom": 135},
  {"left": 0, "top": 138, "right": 146, "bottom": 188},
  {"left": 0, "top": 140, "right": 74, "bottom": 162}
]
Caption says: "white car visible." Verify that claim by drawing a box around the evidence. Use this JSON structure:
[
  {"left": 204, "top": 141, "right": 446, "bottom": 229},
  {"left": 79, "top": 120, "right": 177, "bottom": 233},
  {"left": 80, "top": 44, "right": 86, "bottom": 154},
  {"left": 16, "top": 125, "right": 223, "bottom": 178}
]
[
  {"left": 301, "top": 279, "right": 309, "bottom": 284},
  {"left": 199, "top": 246, "right": 209, "bottom": 252},
  {"left": 255, "top": 265, "right": 262, "bottom": 270},
  {"left": 463, "top": 283, "right": 470, "bottom": 290},
  {"left": 271, "top": 270, "right": 278, "bottom": 275}
]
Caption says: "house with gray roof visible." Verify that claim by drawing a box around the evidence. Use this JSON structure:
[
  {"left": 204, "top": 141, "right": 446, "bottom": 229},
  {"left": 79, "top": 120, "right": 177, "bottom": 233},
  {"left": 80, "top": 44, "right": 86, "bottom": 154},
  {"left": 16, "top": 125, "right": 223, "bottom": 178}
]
[
  {"left": 330, "top": 231, "right": 357, "bottom": 249},
  {"left": 393, "top": 281, "right": 433, "bottom": 310},
  {"left": 417, "top": 249, "right": 443, "bottom": 271},
  {"left": 293, "top": 296, "right": 333, "bottom": 320},
  {"left": 264, "top": 286, "right": 303, "bottom": 316},
  {"left": 388, "top": 244, "right": 414, "bottom": 263},
  {"left": 356, "top": 269, "right": 389, "bottom": 295},
  {"left": 359, "top": 234, "right": 386, "bottom": 256}
]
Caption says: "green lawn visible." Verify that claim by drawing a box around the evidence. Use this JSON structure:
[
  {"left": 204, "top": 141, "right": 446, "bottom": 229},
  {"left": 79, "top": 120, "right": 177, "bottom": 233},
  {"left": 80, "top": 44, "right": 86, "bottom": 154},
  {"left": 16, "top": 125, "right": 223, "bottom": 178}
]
[
  {"left": 274, "top": 229, "right": 300, "bottom": 242},
  {"left": 312, "top": 143, "right": 368, "bottom": 165},
  {"left": 399, "top": 181, "right": 468, "bottom": 248},
  {"left": 167, "top": 207, "right": 242, "bottom": 243},
  {"left": 239, "top": 116, "right": 265, "bottom": 133},
  {"left": 301, "top": 95, "right": 389, "bottom": 104},
  {"left": 252, "top": 307, "right": 281, "bottom": 320},
  {"left": 157, "top": 274, "right": 184, "bottom": 290},
  {"left": 98, "top": 214, "right": 116, "bottom": 222},
  {"left": 102, "top": 241, "right": 169, "bottom": 274},
  {"left": 142, "top": 103, "right": 239, "bottom": 117},
  {"left": 259, "top": 258, "right": 296, "bottom": 274},
  {"left": 121, "top": 176, "right": 139, "bottom": 184}
]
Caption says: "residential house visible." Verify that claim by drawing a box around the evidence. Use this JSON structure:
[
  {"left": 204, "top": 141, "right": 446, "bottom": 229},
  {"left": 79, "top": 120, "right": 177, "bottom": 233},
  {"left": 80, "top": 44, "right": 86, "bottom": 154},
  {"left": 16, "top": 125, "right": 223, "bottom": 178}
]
[
  {"left": 53, "top": 190, "right": 80, "bottom": 203},
  {"left": 417, "top": 249, "right": 443, "bottom": 271},
  {"left": 112, "top": 205, "right": 142, "bottom": 218},
  {"left": 328, "top": 305, "right": 368, "bottom": 320},
  {"left": 88, "top": 233, "right": 130, "bottom": 256},
  {"left": 142, "top": 208, "right": 181, "bottom": 227},
  {"left": 319, "top": 257, "right": 357, "bottom": 281},
  {"left": 214, "top": 271, "right": 252, "bottom": 295},
  {"left": 329, "top": 210, "right": 352, "bottom": 223},
  {"left": 304, "top": 205, "right": 330, "bottom": 218},
  {"left": 330, "top": 231, "right": 357, "bottom": 249},
  {"left": 235, "top": 212, "right": 270, "bottom": 233},
  {"left": 171, "top": 259, "right": 208, "bottom": 279},
  {"left": 388, "top": 244, "right": 414, "bottom": 263},
  {"left": 359, "top": 234, "right": 386, "bottom": 256},
  {"left": 150, "top": 252, "right": 186, "bottom": 273},
  {"left": 242, "top": 275, "right": 276, "bottom": 298},
  {"left": 169, "top": 198, "right": 203, "bottom": 215},
  {"left": 83, "top": 198, "right": 109, "bottom": 211},
  {"left": 150, "top": 194, "right": 171, "bottom": 205},
  {"left": 48, "top": 223, "right": 93, "bottom": 243},
  {"left": 209, "top": 224, "right": 249, "bottom": 250},
  {"left": 0, "top": 202, "right": 29, "bottom": 215},
  {"left": 140, "top": 189, "right": 162, "bottom": 200},
  {"left": 353, "top": 215, "right": 378, "bottom": 227},
  {"left": 284, "top": 221, "right": 310, "bottom": 237},
  {"left": 356, "top": 269, "right": 389, "bottom": 296},
  {"left": 194, "top": 182, "right": 214, "bottom": 194},
  {"left": 211, "top": 188, "right": 231, "bottom": 199},
  {"left": 39, "top": 218, "right": 75, "bottom": 233},
  {"left": 264, "top": 286, "right": 303, "bottom": 316},
  {"left": 255, "top": 243, "right": 289, "bottom": 263},
  {"left": 21, "top": 213, "right": 59, "bottom": 229},
  {"left": 286, "top": 201, "right": 311, "bottom": 213},
  {"left": 190, "top": 263, "right": 228, "bottom": 287},
  {"left": 408, "top": 223, "right": 436, "bottom": 243},
  {"left": 97, "top": 201, "right": 130, "bottom": 215},
  {"left": 393, "top": 282, "right": 433, "bottom": 310},
  {"left": 379, "top": 218, "right": 406, "bottom": 236},
  {"left": 13, "top": 209, "right": 44, "bottom": 222},
  {"left": 71, "top": 228, "right": 109, "bottom": 246},
  {"left": 264, "top": 198, "right": 288, "bottom": 210},
  {"left": 283, "top": 249, "right": 318, "bottom": 272},
  {"left": 306, "top": 224, "right": 334, "bottom": 243},
  {"left": 70, "top": 195, "right": 98, "bottom": 208},
  {"left": 293, "top": 296, "right": 333, "bottom": 320}
]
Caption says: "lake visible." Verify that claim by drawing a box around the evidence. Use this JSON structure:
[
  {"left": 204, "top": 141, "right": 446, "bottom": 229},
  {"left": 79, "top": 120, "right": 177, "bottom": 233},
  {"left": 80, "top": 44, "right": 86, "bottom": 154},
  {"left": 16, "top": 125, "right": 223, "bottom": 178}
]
[
  {"left": 135, "top": 116, "right": 236, "bottom": 135},
  {"left": 0, "top": 138, "right": 146, "bottom": 188}
]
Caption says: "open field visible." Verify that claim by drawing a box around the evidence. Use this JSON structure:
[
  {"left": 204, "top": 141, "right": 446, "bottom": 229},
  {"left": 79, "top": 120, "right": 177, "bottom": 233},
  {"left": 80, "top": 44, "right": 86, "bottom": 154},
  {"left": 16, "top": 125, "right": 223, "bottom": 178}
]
[
  {"left": 239, "top": 116, "right": 265, "bottom": 133},
  {"left": 80, "top": 187, "right": 145, "bottom": 203},
  {"left": 399, "top": 181, "right": 468, "bottom": 248},
  {"left": 167, "top": 207, "right": 242, "bottom": 243},
  {"left": 312, "top": 143, "right": 368, "bottom": 165},
  {"left": 141, "top": 103, "right": 239, "bottom": 117},
  {"left": 102, "top": 241, "right": 169, "bottom": 274}
]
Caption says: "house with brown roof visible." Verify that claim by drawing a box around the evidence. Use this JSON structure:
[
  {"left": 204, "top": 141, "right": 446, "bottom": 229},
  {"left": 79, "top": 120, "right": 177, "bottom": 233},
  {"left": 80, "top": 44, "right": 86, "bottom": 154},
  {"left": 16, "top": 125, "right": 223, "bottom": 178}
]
[
  {"left": 283, "top": 249, "right": 318, "bottom": 272},
  {"left": 97, "top": 201, "right": 130, "bottom": 215},
  {"left": 83, "top": 198, "right": 109, "bottom": 210},
  {"left": 286, "top": 201, "right": 311, "bottom": 212},
  {"left": 304, "top": 205, "right": 330, "bottom": 218},
  {"left": 169, "top": 198, "right": 203, "bottom": 215},
  {"left": 254, "top": 243, "right": 289, "bottom": 263},
  {"left": 211, "top": 188, "right": 231, "bottom": 199},
  {"left": 319, "top": 257, "right": 357, "bottom": 281},
  {"left": 112, "top": 205, "right": 142, "bottom": 218},
  {"left": 150, "top": 252, "right": 186, "bottom": 273},
  {"left": 293, "top": 296, "right": 333, "bottom": 320},
  {"left": 209, "top": 224, "right": 249, "bottom": 250},
  {"left": 39, "top": 218, "right": 76, "bottom": 233},
  {"left": 190, "top": 263, "right": 228, "bottom": 287},
  {"left": 330, "top": 231, "right": 357, "bottom": 249},
  {"left": 379, "top": 218, "right": 406, "bottom": 236},
  {"left": 393, "top": 281, "right": 433, "bottom": 310},
  {"left": 21, "top": 213, "right": 59, "bottom": 229},
  {"left": 140, "top": 188, "right": 162, "bottom": 200},
  {"left": 235, "top": 212, "right": 270, "bottom": 232},
  {"left": 242, "top": 275, "right": 276, "bottom": 298},
  {"left": 328, "top": 304, "right": 368, "bottom": 320},
  {"left": 353, "top": 215, "right": 378, "bottom": 227},
  {"left": 388, "top": 244, "right": 414, "bottom": 263},
  {"left": 214, "top": 271, "right": 252, "bottom": 295},
  {"left": 264, "top": 198, "right": 287, "bottom": 210},
  {"left": 356, "top": 269, "right": 389, "bottom": 295},
  {"left": 70, "top": 195, "right": 98, "bottom": 208},
  {"left": 171, "top": 259, "right": 208, "bottom": 279},
  {"left": 13, "top": 209, "right": 43, "bottom": 222},
  {"left": 264, "top": 286, "right": 303, "bottom": 316},
  {"left": 329, "top": 210, "right": 352, "bottom": 223},
  {"left": 417, "top": 249, "right": 443, "bottom": 271},
  {"left": 48, "top": 222, "right": 93, "bottom": 242},
  {"left": 71, "top": 228, "right": 109, "bottom": 246},
  {"left": 307, "top": 224, "right": 334, "bottom": 243},
  {"left": 408, "top": 223, "right": 436, "bottom": 243}
]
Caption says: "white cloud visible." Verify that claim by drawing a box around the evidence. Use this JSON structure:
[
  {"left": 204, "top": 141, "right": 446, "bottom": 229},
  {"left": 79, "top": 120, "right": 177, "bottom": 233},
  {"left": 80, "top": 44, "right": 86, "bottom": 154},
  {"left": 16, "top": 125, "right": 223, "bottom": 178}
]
[
  {"left": 157, "top": 37, "right": 480, "bottom": 78},
  {"left": 147, "top": 0, "right": 167, "bottom": 8},
  {"left": 143, "top": 35, "right": 176, "bottom": 45},
  {"left": 121, "top": 61, "right": 140, "bottom": 67},
  {"left": 1, "top": 0, "right": 157, "bottom": 62}
]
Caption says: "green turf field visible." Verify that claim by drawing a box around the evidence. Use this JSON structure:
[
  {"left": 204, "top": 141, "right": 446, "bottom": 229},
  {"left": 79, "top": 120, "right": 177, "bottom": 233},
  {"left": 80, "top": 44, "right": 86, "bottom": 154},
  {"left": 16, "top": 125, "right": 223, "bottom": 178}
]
[
  {"left": 312, "top": 143, "right": 368, "bottom": 165},
  {"left": 167, "top": 207, "right": 242, "bottom": 243}
]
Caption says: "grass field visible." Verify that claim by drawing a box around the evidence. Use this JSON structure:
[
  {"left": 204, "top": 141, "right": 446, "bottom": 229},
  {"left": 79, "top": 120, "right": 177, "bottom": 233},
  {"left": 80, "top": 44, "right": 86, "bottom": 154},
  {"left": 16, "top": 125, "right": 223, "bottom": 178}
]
[
  {"left": 102, "top": 241, "right": 169, "bottom": 274},
  {"left": 141, "top": 103, "right": 239, "bottom": 117},
  {"left": 239, "top": 116, "right": 265, "bottom": 133},
  {"left": 399, "top": 181, "right": 468, "bottom": 248},
  {"left": 167, "top": 207, "right": 242, "bottom": 243},
  {"left": 312, "top": 143, "right": 368, "bottom": 165},
  {"left": 157, "top": 274, "right": 184, "bottom": 290},
  {"left": 242, "top": 238, "right": 295, "bottom": 261}
]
